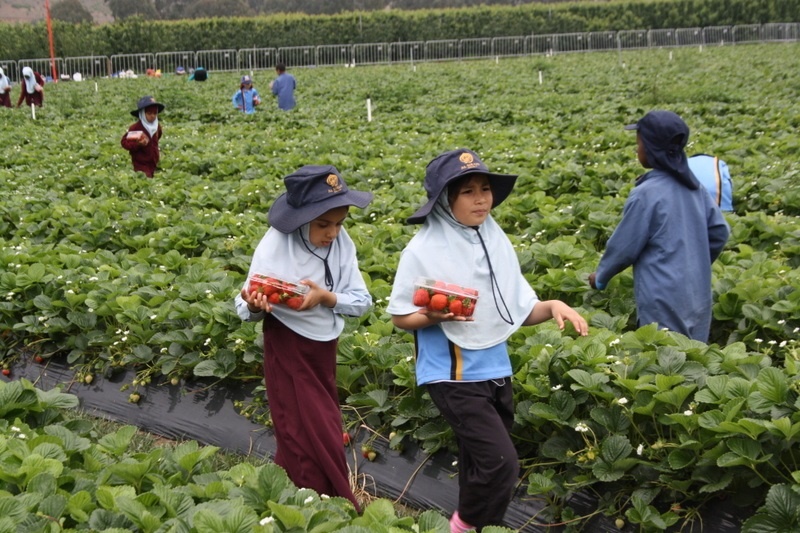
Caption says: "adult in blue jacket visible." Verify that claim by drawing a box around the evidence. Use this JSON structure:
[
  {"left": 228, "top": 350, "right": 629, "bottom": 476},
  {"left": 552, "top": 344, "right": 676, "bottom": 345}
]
[
  {"left": 269, "top": 63, "right": 296, "bottom": 111},
  {"left": 589, "top": 111, "right": 730, "bottom": 342}
]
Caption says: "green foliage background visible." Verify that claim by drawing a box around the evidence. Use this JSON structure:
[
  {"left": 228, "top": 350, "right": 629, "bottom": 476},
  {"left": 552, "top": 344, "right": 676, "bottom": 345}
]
[
  {"left": 1, "top": 42, "right": 800, "bottom": 531},
  {"left": 1, "top": 0, "right": 800, "bottom": 59}
]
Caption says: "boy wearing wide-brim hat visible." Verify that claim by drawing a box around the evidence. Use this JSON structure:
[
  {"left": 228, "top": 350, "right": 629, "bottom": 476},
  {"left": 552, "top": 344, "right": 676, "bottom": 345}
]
[
  {"left": 234, "top": 165, "right": 372, "bottom": 511},
  {"left": 387, "top": 149, "right": 588, "bottom": 532},
  {"left": 120, "top": 95, "right": 165, "bottom": 178}
]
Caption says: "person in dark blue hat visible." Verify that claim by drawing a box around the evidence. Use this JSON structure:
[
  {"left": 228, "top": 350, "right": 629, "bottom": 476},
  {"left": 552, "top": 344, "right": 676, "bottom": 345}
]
[
  {"left": 589, "top": 110, "right": 730, "bottom": 342},
  {"left": 388, "top": 149, "right": 588, "bottom": 532},
  {"left": 234, "top": 165, "right": 372, "bottom": 512},
  {"left": 120, "top": 95, "right": 165, "bottom": 178}
]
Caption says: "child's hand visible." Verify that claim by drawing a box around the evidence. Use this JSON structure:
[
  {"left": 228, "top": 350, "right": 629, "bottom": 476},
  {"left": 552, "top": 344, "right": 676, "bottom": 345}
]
[
  {"left": 549, "top": 301, "right": 589, "bottom": 336},
  {"left": 240, "top": 288, "right": 273, "bottom": 313},
  {"left": 294, "top": 279, "right": 334, "bottom": 311},
  {"left": 138, "top": 136, "right": 149, "bottom": 146},
  {"left": 418, "top": 308, "right": 473, "bottom": 323}
]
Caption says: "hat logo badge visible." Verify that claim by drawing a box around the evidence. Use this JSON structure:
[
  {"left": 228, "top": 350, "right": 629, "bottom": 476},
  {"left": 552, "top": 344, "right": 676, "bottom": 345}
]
[
  {"left": 459, "top": 153, "right": 474, "bottom": 164},
  {"left": 326, "top": 173, "right": 342, "bottom": 193}
]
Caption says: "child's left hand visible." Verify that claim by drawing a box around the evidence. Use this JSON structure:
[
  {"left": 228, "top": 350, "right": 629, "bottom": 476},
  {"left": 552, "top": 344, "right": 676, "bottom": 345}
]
[
  {"left": 549, "top": 301, "right": 589, "bottom": 336},
  {"left": 294, "top": 279, "right": 334, "bottom": 311}
]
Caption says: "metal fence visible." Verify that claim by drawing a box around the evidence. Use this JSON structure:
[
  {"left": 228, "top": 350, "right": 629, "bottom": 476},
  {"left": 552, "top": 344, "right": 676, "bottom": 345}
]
[{"left": 2, "top": 22, "right": 798, "bottom": 81}]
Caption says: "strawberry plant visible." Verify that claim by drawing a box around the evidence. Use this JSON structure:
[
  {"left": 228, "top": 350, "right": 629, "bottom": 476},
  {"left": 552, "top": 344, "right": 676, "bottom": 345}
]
[{"left": 1, "top": 43, "right": 800, "bottom": 529}]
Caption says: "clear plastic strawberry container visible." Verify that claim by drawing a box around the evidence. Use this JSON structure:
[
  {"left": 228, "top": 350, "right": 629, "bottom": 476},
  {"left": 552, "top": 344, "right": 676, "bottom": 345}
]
[
  {"left": 248, "top": 273, "right": 309, "bottom": 310},
  {"left": 412, "top": 277, "right": 478, "bottom": 317}
]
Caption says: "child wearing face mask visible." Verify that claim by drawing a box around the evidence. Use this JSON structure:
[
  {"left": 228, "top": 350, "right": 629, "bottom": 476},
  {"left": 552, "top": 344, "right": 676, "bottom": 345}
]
[
  {"left": 235, "top": 165, "right": 373, "bottom": 511},
  {"left": 121, "top": 96, "right": 165, "bottom": 178},
  {"left": 388, "top": 149, "right": 589, "bottom": 532}
]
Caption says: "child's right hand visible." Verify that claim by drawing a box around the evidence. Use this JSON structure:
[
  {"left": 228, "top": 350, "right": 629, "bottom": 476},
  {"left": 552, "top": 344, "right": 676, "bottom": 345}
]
[
  {"left": 138, "top": 136, "right": 149, "bottom": 146},
  {"left": 241, "top": 288, "right": 273, "bottom": 313},
  {"left": 418, "top": 308, "right": 473, "bottom": 323}
]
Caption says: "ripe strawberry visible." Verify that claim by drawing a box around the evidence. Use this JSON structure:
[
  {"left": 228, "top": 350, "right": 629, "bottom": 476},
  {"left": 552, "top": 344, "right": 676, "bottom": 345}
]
[
  {"left": 267, "top": 292, "right": 282, "bottom": 304},
  {"left": 462, "top": 301, "right": 475, "bottom": 317},
  {"left": 433, "top": 280, "right": 448, "bottom": 294},
  {"left": 446, "top": 283, "right": 462, "bottom": 293},
  {"left": 429, "top": 293, "right": 448, "bottom": 312},
  {"left": 412, "top": 288, "right": 430, "bottom": 307},
  {"left": 34, "top": 355, "right": 44, "bottom": 364},
  {"left": 285, "top": 296, "right": 304, "bottom": 310},
  {"left": 449, "top": 299, "right": 463, "bottom": 316},
  {"left": 262, "top": 284, "right": 279, "bottom": 296},
  {"left": 342, "top": 432, "right": 351, "bottom": 446},
  {"left": 2, "top": 368, "right": 10, "bottom": 377}
]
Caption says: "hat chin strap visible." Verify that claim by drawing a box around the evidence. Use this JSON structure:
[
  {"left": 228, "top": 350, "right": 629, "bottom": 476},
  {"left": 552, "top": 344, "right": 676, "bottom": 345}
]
[{"left": 299, "top": 230, "right": 334, "bottom": 290}]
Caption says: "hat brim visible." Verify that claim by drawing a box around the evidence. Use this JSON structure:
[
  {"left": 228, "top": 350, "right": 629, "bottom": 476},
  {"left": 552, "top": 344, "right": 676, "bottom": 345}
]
[
  {"left": 406, "top": 171, "right": 518, "bottom": 224},
  {"left": 131, "top": 103, "right": 165, "bottom": 117},
  {"left": 268, "top": 190, "right": 373, "bottom": 233},
  {"left": 624, "top": 123, "right": 639, "bottom": 130}
]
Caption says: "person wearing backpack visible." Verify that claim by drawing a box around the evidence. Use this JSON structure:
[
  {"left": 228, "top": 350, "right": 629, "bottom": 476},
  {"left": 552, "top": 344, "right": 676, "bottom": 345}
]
[
  {"left": 688, "top": 154, "right": 734, "bottom": 211},
  {"left": 589, "top": 110, "right": 730, "bottom": 342}
]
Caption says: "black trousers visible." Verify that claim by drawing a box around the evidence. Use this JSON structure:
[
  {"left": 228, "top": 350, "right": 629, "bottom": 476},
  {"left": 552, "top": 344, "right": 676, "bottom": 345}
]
[{"left": 427, "top": 378, "right": 518, "bottom": 530}]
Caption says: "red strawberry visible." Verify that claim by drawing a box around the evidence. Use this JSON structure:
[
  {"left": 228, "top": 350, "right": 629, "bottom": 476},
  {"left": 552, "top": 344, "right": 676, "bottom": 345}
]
[
  {"left": 433, "top": 280, "right": 448, "bottom": 294},
  {"left": 262, "top": 284, "right": 279, "bottom": 296},
  {"left": 462, "top": 302, "right": 475, "bottom": 317},
  {"left": 446, "top": 283, "right": 462, "bottom": 293},
  {"left": 343, "top": 432, "right": 351, "bottom": 446},
  {"left": 412, "top": 288, "right": 430, "bottom": 307},
  {"left": 267, "top": 292, "right": 282, "bottom": 304},
  {"left": 429, "top": 293, "right": 448, "bottom": 312},
  {"left": 449, "top": 299, "right": 463, "bottom": 316},
  {"left": 2, "top": 368, "right": 10, "bottom": 377},
  {"left": 285, "top": 296, "right": 304, "bottom": 310}
]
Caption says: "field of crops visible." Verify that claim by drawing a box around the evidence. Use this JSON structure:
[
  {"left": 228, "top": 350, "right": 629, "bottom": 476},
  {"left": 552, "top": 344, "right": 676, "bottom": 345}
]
[{"left": 1, "top": 42, "right": 800, "bottom": 531}]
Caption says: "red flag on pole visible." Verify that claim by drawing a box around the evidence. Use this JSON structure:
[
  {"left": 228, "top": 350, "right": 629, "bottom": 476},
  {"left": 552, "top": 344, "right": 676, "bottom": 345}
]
[{"left": 45, "top": 0, "right": 58, "bottom": 81}]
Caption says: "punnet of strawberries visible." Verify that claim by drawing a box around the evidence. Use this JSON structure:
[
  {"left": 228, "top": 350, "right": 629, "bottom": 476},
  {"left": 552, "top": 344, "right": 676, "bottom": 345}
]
[
  {"left": 248, "top": 273, "right": 309, "bottom": 311},
  {"left": 412, "top": 277, "right": 478, "bottom": 317}
]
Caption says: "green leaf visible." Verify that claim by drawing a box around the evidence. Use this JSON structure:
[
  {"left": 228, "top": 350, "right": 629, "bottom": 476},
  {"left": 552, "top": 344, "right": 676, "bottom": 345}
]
[
  {"left": 601, "top": 434, "right": 633, "bottom": 463},
  {"left": 756, "top": 367, "right": 789, "bottom": 405},
  {"left": 526, "top": 473, "right": 557, "bottom": 495},
  {"left": 667, "top": 448, "right": 696, "bottom": 469}
]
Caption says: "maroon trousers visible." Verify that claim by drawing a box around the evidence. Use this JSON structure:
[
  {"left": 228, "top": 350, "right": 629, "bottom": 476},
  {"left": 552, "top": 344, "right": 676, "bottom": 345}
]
[{"left": 262, "top": 314, "right": 359, "bottom": 511}]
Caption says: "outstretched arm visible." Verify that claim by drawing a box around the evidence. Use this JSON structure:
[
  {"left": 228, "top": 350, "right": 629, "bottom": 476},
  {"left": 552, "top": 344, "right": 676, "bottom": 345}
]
[{"left": 523, "top": 300, "right": 589, "bottom": 336}]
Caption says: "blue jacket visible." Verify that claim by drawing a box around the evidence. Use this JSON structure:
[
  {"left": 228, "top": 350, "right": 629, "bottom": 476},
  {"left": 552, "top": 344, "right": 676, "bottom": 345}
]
[
  {"left": 232, "top": 87, "right": 260, "bottom": 114},
  {"left": 595, "top": 169, "right": 730, "bottom": 341},
  {"left": 271, "top": 72, "right": 296, "bottom": 111}
]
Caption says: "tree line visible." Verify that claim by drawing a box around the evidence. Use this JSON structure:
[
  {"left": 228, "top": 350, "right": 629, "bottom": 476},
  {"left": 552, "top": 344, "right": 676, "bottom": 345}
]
[{"left": 51, "top": 0, "right": 585, "bottom": 23}]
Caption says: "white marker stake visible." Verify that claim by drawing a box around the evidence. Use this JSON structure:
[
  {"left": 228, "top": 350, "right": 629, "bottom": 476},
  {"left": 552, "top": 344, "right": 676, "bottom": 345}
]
[
  {"left": 699, "top": 44, "right": 703, "bottom": 53},
  {"left": 538, "top": 70, "right": 543, "bottom": 85},
  {"left": 495, "top": 56, "right": 499, "bottom": 64},
  {"left": 95, "top": 82, "right": 98, "bottom": 92},
  {"left": 31, "top": 103, "right": 36, "bottom": 120},
  {"left": 366, "top": 98, "right": 372, "bottom": 122},
  {"left": 669, "top": 51, "right": 673, "bottom": 61}
]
